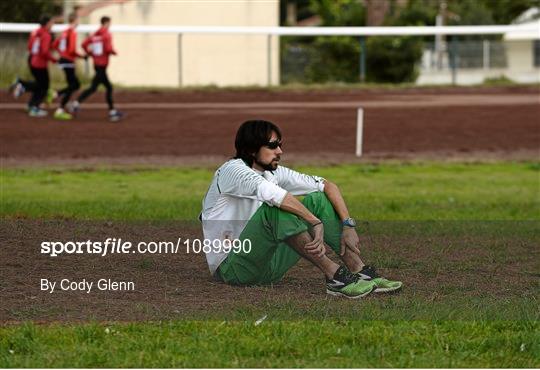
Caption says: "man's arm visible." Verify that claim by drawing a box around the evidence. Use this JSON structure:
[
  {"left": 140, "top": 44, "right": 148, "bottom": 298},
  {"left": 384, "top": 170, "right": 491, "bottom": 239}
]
[
  {"left": 323, "top": 180, "right": 350, "bottom": 222},
  {"left": 279, "top": 193, "right": 319, "bottom": 224},
  {"left": 69, "top": 31, "right": 83, "bottom": 58},
  {"left": 41, "top": 33, "right": 58, "bottom": 63},
  {"left": 81, "top": 36, "right": 91, "bottom": 55},
  {"left": 323, "top": 180, "right": 361, "bottom": 256},
  {"left": 106, "top": 34, "right": 117, "bottom": 55}
]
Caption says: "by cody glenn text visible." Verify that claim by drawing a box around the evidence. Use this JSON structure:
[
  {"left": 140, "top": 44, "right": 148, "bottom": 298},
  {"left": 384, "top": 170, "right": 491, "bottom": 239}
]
[{"left": 40, "top": 278, "right": 134, "bottom": 294}]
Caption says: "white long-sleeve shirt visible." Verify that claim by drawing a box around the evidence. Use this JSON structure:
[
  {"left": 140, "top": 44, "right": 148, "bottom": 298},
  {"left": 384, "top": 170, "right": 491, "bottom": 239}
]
[{"left": 201, "top": 158, "right": 325, "bottom": 275}]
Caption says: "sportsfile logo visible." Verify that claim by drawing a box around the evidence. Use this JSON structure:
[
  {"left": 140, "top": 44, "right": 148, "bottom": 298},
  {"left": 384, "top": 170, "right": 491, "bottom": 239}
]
[
  {"left": 40, "top": 237, "right": 252, "bottom": 257},
  {"left": 41, "top": 238, "right": 173, "bottom": 257}
]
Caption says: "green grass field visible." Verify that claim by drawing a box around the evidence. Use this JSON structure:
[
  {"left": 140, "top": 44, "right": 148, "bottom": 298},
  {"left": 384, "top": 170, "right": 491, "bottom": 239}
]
[
  {"left": 1, "top": 161, "right": 539, "bottom": 367},
  {"left": 2, "top": 162, "right": 539, "bottom": 220},
  {"left": 1, "top": 321, "right": 538, "bottom": 367}
]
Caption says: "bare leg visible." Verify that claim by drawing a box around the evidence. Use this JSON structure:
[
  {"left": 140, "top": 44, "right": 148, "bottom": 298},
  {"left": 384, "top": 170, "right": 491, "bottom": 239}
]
[
  {"left": 286, "top": 231, "right": 339, "bottom": 279},
  {"left": 340, "top": 248, "right": 365, "bottom": 274}
]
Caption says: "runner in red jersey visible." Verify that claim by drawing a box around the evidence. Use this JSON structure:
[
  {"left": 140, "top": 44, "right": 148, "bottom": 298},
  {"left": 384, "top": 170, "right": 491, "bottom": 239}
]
[
  {"left": 10, "top": 15, "right": 57, "bottom": 117},
  {"left": 70, "top": 16, "right": 123, "bottom": 122},
  {"left": 52, "top": 12, "right": 82, "bottom": 120}
]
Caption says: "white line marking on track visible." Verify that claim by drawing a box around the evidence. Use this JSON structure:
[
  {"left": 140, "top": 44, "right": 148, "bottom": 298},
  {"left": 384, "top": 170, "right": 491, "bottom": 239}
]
[{"left": 0, "top": 95, "right": 538, "bottom": 110}]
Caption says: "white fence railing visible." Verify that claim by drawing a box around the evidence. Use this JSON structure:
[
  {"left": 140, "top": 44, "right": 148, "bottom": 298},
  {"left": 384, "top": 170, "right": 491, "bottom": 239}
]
[{"left": 1, "top": 23, "right": 538, "bottom": 36}]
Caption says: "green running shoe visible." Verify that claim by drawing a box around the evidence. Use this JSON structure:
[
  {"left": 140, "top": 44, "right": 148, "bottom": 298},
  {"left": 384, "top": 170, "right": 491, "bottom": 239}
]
[
  {"left": 326, "top": 266, "right": 376, "bottom": 299},
  {"left": 54, "top": 108, "right": 73, "bottom": 120},
  {"left": 355, "top": 265, "right": 403, "bottom": 293},
  {"left": 46, "top": 89, "right": 57, "bottom": 104}
]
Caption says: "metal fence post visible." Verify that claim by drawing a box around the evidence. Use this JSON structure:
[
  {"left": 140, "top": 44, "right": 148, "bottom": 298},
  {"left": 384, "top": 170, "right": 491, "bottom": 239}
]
[
  {"left": 483, "top": 39, "right": 490, "bottom": 70},
  {"left": 450, "top": 35, "right": 458, "bottom": 85}
]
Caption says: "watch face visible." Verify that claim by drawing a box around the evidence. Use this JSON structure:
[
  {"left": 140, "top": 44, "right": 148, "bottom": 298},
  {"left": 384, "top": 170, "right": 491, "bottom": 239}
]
[{"left": 344, "top": 218, "right": 356, "bottom": 227}]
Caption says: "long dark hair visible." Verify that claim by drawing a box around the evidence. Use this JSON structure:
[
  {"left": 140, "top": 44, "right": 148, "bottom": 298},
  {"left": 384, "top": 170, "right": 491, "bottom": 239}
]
[{"left": 234, "top": 120, "right": 282, "bottom": 167}]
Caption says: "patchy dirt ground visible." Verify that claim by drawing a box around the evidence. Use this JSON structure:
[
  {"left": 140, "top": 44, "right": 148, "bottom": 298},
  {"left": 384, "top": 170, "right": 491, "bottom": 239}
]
[
  {"left": 1, "top": 86, "right": 539, "bottom": 166},
  {"left": 1, "top": 220, "right": 537, "bottom": 323},
  {"left": 1, "top": 87, "right": 538, "bottom": 323}
]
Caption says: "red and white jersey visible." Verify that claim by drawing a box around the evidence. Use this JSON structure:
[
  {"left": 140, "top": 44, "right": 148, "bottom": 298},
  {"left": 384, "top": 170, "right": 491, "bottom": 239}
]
[
  {"left": 28, "top": 26, "right": 57, "bottom": 68},
  {"left": 53, "top": 26, "right": 81, "bottom": 62},
  {"left": 82, "top": 27, "right": 116, "bottom": 66}
]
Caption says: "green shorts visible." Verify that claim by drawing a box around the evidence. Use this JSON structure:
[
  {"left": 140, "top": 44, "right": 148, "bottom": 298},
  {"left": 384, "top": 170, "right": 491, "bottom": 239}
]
[{"left": 217, "top": 191, "right": 342, "bottom": 285}]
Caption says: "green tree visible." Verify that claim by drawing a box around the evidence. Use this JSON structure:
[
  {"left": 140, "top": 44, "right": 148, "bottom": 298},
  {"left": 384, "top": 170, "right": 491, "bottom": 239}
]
[
  {"left": 387, "top": 0, "right": 438, "bottom": 26},
  {"left": 281, "top": 0, "right": 366, "bottom": 83},
  {"left": 310, "top": 0, "right": 366, "bottom": 26},
  {"left": 305, "top": 36, "right": 362, "bottom": 83},
  {"left": 305, "top": 0, "right": 366, "bottom": 82},
  {"left": 480, "top": 0, "right": 540, "bottom": 24},
  {"left": 282, "top": 0, "right": 540, "bottom": 84},
  {"left": 447, "top": 0, "right": 494, "bottom": 25},
  {"left": 366, "top": 36, "right": 424, "bottom": 83},
  {"left": 0, "top": 0, "right": 62, "bottom": 22},
  {"left": 362, "top": 0, "right": 432, "bottom": 83}
]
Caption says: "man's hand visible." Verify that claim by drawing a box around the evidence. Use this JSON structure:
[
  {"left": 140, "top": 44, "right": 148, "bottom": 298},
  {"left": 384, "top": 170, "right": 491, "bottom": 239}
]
[
  {"left": 279, "top": 193, "right": 325, "bottom": 258},
  {"left": 305, "top": 222, "right": 325, "bottom": 258},
  {"left": 340, "top": 227, "right": 360, "bottom": 256}
]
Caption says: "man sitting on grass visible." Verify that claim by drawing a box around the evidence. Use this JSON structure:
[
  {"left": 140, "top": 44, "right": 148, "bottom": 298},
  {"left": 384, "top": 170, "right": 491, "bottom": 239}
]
[{"left": 200, "top": 120, "right": 402, "bottom": 298}]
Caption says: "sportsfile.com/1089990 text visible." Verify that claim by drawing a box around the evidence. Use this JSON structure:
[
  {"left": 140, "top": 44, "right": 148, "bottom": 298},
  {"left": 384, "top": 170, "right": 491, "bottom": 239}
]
[{"left": 40, "top": 238, "right": 252, "bottom": 257}]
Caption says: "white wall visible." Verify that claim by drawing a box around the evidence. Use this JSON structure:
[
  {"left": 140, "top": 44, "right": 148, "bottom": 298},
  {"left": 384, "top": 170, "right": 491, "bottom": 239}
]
[{"left": 506, "top": 40, "right": 534, "bottom": 70}]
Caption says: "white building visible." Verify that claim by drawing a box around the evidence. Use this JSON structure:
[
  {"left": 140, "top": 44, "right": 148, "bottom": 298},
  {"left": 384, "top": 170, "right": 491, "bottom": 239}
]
[
  {"left": 81, "top": 0, "right": 279, "bottom": 87},
  {"left": 504, "top": 18, "right": 540, "bottom": 83},
  {"left": 417, "top": 10, "right": 540, "bottom": 85}
]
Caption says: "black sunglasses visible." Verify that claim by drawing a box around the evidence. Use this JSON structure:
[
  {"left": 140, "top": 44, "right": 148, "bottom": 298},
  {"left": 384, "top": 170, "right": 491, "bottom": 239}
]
[{"left": 265, "top": 140, "right": 283, "bottom": 149}]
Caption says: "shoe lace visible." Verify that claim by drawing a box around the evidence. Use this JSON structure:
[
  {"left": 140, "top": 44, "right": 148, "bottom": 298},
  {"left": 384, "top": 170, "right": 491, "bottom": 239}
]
[
  {"left": 363, "top": 265, "right": 380, "bottom": 279},
  {"left": 335, "top": 266, "right": 380, "bottom": 285},
  {"left": 334, "top": 266, "right": 359, "bottom": 285},
  {"left": 352, "top": 265, "right": 380, "bottom": 281}
]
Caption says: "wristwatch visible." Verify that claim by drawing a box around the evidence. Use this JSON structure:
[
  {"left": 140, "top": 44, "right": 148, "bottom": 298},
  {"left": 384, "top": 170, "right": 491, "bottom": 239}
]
[{"left": 342, "top": 217, "right": 357, "bottom": 228}]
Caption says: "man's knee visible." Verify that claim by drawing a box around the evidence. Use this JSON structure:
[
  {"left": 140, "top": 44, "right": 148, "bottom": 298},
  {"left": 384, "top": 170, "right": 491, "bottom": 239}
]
[
  {"left": 302, "top": 191, "right": 331, "bottom": 207},
  {"left": 256, "top": 203, "right": 307, "bottom": 240},
  {"left": 260, "top": 193, "right": 332, "bottom": 221},
  {"left": 302, "top": 191, "right": 340, "bottom": 226},
  {"left": 258, "top": 203, "right": 299, "bottom": 225}
]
